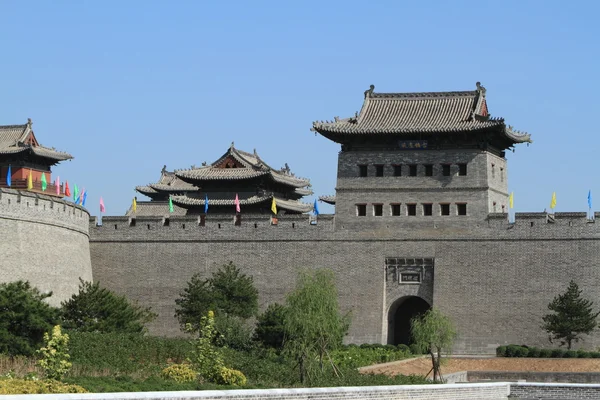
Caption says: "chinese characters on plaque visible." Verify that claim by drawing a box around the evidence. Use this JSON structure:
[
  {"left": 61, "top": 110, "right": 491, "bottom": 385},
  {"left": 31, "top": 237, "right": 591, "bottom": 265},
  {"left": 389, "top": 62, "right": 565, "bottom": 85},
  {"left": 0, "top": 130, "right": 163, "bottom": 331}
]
[
  {"left": 398, "top": 140, "right": 428, "bottom": 150},
  {"left": 400, "top": 273, "right": 421, "bottom": 283}
]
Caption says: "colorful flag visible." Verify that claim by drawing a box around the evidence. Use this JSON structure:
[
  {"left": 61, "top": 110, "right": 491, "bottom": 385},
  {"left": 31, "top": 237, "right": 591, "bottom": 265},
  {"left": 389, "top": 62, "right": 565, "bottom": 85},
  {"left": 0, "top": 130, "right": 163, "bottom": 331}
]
[
  {"left": 55, "top": 176, "right": 60, "bottom": 196},
  {"left": 314, "top": 198, "right": 320, "bottom": 215},
  {"left": 6, "top": 165, "right": 11, "bottom": 187},
  {"left": 234, "top": 193, "right": 240, "bottom": 213},
  {"left": 73, "top": 184, "right": 79, "bottom": 202},
  {"left": 169, "top": 196, "right": 174, "bottom": 213},
  {"left": 132, "top": 197, "right": 137, "bottom": 213},
  {"left": 65, "top": 181, "right": 71, "bottom": 197},
  {"left": 41, "top": 173, "right": 47, "bottom": 191},
  {"left": 204, "top": 193, "right": 209, "bottom": 214},
  {"left": 78, "top": 188, "right": 85, "bottom": 205},
  {"left": 271, "top": 197, "right": 277, "bottom": 214},
  {"left": 550, "top": 192, "right": 557, "bottom": 210},
  {"left": 27, "top": 170, "right": 33, "bottom": 190},
  {"left": 81, "top": 190, "right": 87, "bottom": 206},
  {"left": 100, "top": 197, "right": 105, "bottom": 213},
  {"left": 509, "top": 192, "right": 514, "bottom": 209},
  {"left": 588, "top": 190, "right": 592, "bottom": 210}
]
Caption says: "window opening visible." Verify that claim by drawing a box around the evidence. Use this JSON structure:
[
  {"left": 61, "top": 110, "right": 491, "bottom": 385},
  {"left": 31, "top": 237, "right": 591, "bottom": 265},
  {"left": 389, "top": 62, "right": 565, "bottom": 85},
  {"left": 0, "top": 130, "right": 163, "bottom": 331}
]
[
  {"left": 373, "top": 204, "right": 383, "bottom": 216},
  {"left": 440, "top": 203, "right": 450, "bottom": 216},
  {"left": 357, "top": 204, "right": 367, "bottom": 216},
  {"left": 375, "top": 165, "right": 384, "bottom": 177},
  {"left": 409, "top": 165, "right": 417, "bottom": 176},
  {"left": 422, "top": 203, "right": 433, "bottom": 216},
  {"left": 457, "top": 203, "right": 467, "bottom": 216},
  {"left": 442, "top": 164, "right": 451, "bottom": 176},
  {"left": 424, "top": 164, "right": 433, "bottom": 176},
  {"left": 407, "top": 204, "right": 417, "bottom": 216},
  {"left": 358, "top": 165, "right": 368, "bottom": 177},
  {"left": 391, "top": 204, "right": 401, "bottom": 216},
  {"left": 458, "top": 164, "right": 467, "bottom": 176},
  {"left": 393, "top": 165, "right": 402, "bottom": 177}
]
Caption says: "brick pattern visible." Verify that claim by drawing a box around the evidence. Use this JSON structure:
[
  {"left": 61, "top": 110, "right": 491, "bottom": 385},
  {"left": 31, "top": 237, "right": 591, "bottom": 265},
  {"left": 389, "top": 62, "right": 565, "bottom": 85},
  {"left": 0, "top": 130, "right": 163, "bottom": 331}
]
[
  {"left": 0, "top": 188, "right": 92, "bottom": 306},
  {"left": 511, "top": 382, "right": 600, "bottom": 399}
]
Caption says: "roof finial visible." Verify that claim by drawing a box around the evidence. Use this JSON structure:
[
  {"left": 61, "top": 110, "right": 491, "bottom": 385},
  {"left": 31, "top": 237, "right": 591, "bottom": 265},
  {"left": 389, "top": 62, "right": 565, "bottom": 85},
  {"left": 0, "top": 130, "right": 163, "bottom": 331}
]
[
  {"left": 230, "top": 141, "right": 234, "bottom": 149},
  {"left": 364, "top": 84, "right": 375, "bottom": 99},
  {"left": 161, "top": 165, "right": 167, "bottom": 174},
  {"left": 476, "top": 82, "right": 486, "bottom": 95},
  {"left": 27, "top": 118, "right": 32, "bottom": 126},
  {"left": 253, "top": 148, "right": 258, "bottom": 157}
]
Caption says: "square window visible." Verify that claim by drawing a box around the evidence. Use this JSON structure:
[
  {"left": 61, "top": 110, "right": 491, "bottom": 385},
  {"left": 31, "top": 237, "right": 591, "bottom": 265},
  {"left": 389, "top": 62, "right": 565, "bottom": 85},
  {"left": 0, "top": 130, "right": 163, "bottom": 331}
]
[
  {"left": 457, "top": 203, "right": 467, "bottom": 216},
  {"left": 373, "top": 204, "right": 383, "bottom": 216},
  {"left": 407, "top": 204, "right": 417, "bottom": 216},
  {"left": 356, "top": 204, "right": 367, "bottom": 216},
  {"left": 440, "top": 203, "right": 450, "bottom": 216},
  {"left": 375, "top": 165, "right": 384, "bottom": 177},
  {"left": 393, "top": 165, "right": 402, "bottom": 177},
  {"left": 423, "top": 203, "right": 433, "bottom": 216},
  {"left": 391, "top": 204, "right": 401, "bottom": 216},
  {"left": 424, "top": 164, "right": 433, "bottom": 176},
  {"left": 442, "top": 164, "right": 451, "bottom": 176},
  {"left": 458, "top": 163, "right": 467, "bottom": 176},
  {"left": 358, "top": 165, "right": 368, "bottom": 177},
  {"left": 409, "top": 165, "right": 418, "bottom": 176},
  {"left": 500, "top": 167, "right": 504, "bottom": 182}
]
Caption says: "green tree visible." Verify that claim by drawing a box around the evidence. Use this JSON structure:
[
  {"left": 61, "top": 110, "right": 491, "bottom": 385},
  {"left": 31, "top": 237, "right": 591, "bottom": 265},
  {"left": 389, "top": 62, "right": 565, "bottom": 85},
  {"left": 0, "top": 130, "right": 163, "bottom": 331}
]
[
  {"left": 283, "top": 269, "right": 350, "bottom": 384},
  {"left": 61, "top": 279, "right": 156, "bottom": 333},
  {"left": 175, "top": 262, "right": 259, "bottom": 332},
  {"left": 410, "top": 308, "right": 457, "bottom": 383},
  {"left": 37, "top": 325, "right": 72, "bottom": 381},
  {"left": 254, "top": 303, "right": 286, "bottom": 349},
  {"left": 0, "top": 281, "right": 60, "bottom": 356},
  {"left": 542, "top": 280, "right": 599, "bottom": 349}
]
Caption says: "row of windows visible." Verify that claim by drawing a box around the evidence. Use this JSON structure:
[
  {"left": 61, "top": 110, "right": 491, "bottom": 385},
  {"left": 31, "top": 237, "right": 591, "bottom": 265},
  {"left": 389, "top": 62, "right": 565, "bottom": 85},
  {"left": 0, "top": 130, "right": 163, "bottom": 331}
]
[
  {"left": 356, "top": 203, "right": 468, "bottom": 217},
  {"left": 358, "top": 163, "right": 467, "bottom": 177}
]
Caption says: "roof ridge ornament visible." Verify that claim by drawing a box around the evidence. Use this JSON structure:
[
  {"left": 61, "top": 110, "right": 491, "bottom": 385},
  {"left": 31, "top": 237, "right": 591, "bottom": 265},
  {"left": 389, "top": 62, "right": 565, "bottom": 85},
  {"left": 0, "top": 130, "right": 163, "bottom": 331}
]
[
  {"left": 364, "top": 84, "right": 375, "bottom": 99},
  {"left": 27, "top": 118, "right": 32, "bottom": 127},
  {"left": 161, "top": 165, "right": 167, "bottom": 174},
  {"left": 476, "top": 82, "right": 486, "bottom": 96}
]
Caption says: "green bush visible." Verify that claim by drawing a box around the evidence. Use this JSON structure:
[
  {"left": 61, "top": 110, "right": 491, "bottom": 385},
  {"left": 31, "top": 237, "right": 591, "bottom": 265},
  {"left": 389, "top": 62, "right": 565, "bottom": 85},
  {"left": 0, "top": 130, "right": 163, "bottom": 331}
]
[
  {"left": 214, "top": 314, "right": 254, "bottom": 351},
  {"left": 515, "top": 346, "right": 529, "bottom": 357},
  {"left": 0, "top": 378, "right": 87, "bottom": 394},
  {"left": 64, "top": 376, "right": 204, "bottom": 392},
  {"left": 563, "top": 350, "right": 578, "bottom": 358},
  {"left": 331, "top": 346, "right": 410, "bottom": 369},
  {"left": 505, "top": 345, "right": 521, "bottom": 357},
  {"left": 551, "top": 348, "right": 566, "bottom": 358},
  {"left": 577, "top": 349, "right": 589, "bottom": 358},
  {"left": 527, "top": 347, "right": 541, "bottom": 358},
  {"left": 216, "top": 367, "right": 246, "bottom": 386},
  {"left": 396, "top": 344, "right": 410, "bottom": 353},
  {"left": 539, "top": 348, "right": 553, "bottom": 358},
  {"left": 409, "top": 344, "right": 422, "bottom": 355},
  {"left": 590, "top": 352, "right": 600, "bottom": 358},
  {"left": 496, "top": 346, "right": 507, "bottom": 357},
  {"left": 161, "top": 363, "right": 197, "bottom": 383},
  {"left": 253, "top": 303, "right": 285, "bottom": 349}
]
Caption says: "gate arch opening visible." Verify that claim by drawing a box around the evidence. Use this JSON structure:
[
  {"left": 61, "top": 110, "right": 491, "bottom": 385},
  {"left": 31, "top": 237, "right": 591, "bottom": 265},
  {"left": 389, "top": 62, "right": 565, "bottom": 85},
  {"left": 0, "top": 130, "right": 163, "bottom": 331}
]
[{"left": 387, "top": 296, "right": 431, "bottom": 345}]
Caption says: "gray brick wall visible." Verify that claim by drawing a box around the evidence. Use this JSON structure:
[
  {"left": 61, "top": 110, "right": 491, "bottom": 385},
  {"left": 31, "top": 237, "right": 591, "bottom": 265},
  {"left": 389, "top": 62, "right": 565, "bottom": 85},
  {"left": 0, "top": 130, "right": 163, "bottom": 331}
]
[
  {"left": 510, "top": 382, "right": 600, "bottom": 399},
  {"left": 0, "top": 189, "right": 92, "bottom": 306}
]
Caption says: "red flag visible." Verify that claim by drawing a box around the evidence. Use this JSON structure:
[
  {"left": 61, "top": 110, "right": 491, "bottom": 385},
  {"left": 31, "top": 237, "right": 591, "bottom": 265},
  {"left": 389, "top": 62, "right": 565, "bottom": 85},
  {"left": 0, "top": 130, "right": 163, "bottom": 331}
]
[
  {"left": 64, "top": 181, "right": 71, "bottom": 197},
  {"left": 100, "top": 197, "right": 105, "bottom": 213}
]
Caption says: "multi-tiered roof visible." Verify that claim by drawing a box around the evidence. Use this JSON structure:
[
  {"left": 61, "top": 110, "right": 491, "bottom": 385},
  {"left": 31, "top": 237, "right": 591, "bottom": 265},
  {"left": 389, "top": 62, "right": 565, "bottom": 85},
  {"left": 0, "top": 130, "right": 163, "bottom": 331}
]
[
  {"left": 132, "top": 144, "right": 313, "bottom": 215},
  {"left": 312, "top": 82, "right": 532, "bottom": 150}
]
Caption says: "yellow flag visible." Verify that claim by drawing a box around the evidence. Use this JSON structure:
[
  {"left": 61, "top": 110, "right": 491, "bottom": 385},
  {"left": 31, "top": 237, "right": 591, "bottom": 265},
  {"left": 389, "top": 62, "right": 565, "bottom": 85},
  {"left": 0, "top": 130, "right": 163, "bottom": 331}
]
[
  {"left": 550, "top": 192, "right": 557, "bottom": 210},
  {"left": 132, "top": 197, "right": 137, "bottom": 213},
  {"left": 27, "top": 170, "right": 33, "bottom": 189},
  {"left": 509, "top": 192, "right": 514, "bottom": 209},
  {"left": 271, "top": 197, "right": 277, "bottom": 215}
]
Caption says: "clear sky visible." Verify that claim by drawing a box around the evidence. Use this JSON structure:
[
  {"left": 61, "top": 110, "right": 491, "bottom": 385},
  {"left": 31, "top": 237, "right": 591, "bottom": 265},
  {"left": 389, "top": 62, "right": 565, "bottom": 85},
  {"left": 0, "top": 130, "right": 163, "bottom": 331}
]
[{"left": 1, "top": 1, "right": 598, "bottom": 215}]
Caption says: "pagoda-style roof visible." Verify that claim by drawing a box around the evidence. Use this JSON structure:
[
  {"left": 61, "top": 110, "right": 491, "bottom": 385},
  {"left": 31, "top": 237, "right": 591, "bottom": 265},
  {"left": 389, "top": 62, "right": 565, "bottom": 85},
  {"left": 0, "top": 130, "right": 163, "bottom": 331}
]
[
  {"left": 171, "top": 194, "right": 313, "bottom": 214},
  {"left": 319, "top": 195, "right": 336, "bottom": 205},
  {"left": 135, "top": 166, "right": 198, "bottom": 198},
  {"left": 312, "top": 83, "right": 532, "bottom": 145},
  {"left": 0, "top": 119, "right": 73, "bottom": 163},
  {"left": 175, "top": 144, "right": 311, "bottom": 189}
]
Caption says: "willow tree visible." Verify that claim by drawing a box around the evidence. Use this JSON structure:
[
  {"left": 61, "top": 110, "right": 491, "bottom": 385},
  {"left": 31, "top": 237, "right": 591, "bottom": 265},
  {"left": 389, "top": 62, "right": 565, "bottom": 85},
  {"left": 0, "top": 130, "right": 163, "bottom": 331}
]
[{"left": 411, "top": 308, "right": 456, "bottom": 382}]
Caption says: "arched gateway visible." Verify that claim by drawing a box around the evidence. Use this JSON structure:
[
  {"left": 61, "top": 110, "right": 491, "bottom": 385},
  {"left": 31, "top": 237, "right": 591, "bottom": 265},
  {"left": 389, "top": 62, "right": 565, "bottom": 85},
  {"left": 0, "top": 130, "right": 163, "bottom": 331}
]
[{"left": 387, "top": 296, "right": 431, "bottom": 345}]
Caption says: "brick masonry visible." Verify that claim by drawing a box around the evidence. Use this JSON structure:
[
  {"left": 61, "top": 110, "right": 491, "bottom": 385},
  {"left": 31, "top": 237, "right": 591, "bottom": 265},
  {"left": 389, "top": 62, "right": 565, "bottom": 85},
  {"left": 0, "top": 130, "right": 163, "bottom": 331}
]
[{"left": 0, "top": 188, "right": 92, "bottom": 306}]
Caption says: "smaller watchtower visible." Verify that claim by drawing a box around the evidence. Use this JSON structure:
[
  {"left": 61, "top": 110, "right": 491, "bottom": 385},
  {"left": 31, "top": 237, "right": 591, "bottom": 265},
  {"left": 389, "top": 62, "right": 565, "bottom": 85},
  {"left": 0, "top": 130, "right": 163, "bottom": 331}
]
[
  {"left": 0, "top": 119, "right": 72, "bottom": 197},
  {"left": 312, "top": 83, "right": 532, "bottom": 229}
]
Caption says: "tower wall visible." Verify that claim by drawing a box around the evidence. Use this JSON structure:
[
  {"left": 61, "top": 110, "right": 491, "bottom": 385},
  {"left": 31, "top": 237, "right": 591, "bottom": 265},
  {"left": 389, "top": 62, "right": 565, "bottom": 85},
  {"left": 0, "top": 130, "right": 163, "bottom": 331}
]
[{"left": 0, "top": 189, "right": 92, "bottom": 306}]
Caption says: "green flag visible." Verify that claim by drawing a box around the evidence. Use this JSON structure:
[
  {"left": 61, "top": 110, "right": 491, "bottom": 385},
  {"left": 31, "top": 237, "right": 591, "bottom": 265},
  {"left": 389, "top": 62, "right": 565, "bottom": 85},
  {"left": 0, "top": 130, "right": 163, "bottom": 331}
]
[
  {"left": 169, "top": 196, "right": 174, "bottom": 213},
  {"left": 41, "top": 173, "right": 47, "bottom": 191}
]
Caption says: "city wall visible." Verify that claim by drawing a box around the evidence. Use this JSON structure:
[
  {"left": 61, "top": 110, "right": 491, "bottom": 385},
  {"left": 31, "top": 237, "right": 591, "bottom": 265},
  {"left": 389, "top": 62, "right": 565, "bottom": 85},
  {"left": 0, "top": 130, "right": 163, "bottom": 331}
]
[
  {"left": 90, "top": 211, "right": 600, "bottom": 353},
  {"left": 0, "top": 188, "right": 92, "bottom": 306}
]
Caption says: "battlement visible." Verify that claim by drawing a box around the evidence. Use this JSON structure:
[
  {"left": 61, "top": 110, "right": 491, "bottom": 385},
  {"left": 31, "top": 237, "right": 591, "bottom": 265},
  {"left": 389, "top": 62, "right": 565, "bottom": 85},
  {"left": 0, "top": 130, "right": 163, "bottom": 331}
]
[
  {"left": 487, "top": 212, "right": 598, "bottom": 228},
  {"left": 0, "top": 188, "right": 90, "bottom": 235}
]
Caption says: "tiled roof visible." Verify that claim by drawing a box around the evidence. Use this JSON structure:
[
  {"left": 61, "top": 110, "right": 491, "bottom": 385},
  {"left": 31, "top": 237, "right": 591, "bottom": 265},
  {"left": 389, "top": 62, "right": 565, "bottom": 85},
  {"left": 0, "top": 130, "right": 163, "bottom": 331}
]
[
  {"left": 125, "top": 201, "right": 187, "bottom": 216},
  {"left": 136, "top": 167, "right": 199, "bottom": 196},
  {"left": 135, "top": 185, "right": 159, "bottom": 195},
  {"left": 0, "top": 120, "right": 73, "bottom": 161},
  {"left": 175, "top": 144, "right": 311, "bottom": 188},
  {"left": 319, "top": 195, "right": 336, "bottom": 205},
  {"left": 294, "top": 187, "right": 314, "bottom": 196},
  {"left": 171, "top": 194, "right": 313, "bottom": 213},
  {"left": 312, "top": 83, "right": 532, "bottom": 143}
]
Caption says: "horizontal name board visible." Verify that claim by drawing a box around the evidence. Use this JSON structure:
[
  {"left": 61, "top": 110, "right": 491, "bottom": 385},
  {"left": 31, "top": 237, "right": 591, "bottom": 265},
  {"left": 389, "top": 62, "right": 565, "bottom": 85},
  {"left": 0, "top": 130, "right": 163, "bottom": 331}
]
[
  {"left": 400, "top": 272, "right": 421, "bottom": 283},
  {"left": 398, "top": 140, "right": 428, "bottom": 150}
]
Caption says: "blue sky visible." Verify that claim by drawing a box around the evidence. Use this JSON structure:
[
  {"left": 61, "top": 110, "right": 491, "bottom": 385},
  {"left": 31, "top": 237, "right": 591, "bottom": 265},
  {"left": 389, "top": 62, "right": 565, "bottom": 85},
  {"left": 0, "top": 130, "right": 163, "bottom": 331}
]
[{"left": 1, "top": 1, "right": 598, "bottom": 215}]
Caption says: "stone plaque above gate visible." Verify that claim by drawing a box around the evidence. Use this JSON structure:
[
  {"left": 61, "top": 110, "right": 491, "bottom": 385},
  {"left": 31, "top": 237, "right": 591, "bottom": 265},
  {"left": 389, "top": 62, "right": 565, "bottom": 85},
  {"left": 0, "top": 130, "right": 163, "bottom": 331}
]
[{"left": 385, "top": 258, "right": 434, "bottom": 285}]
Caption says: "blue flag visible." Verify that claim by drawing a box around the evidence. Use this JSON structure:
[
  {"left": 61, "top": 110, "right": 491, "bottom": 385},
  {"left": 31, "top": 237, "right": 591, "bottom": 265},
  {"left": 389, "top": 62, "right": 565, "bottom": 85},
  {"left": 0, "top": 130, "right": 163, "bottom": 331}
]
[
  {"left": 82, "top": 191, "right": 88, "bottom": 206},
  {"left": 588, "top": 190, "right": 593, "bottom": 209},
  {"left": 313, "top": 198, "right": 320, "bottom": 215},
  {"left": 6, "top": 165, "right": 11, "bottom": 187},
  {"left": 204, "top": 194, "right": 209, "bottom": 214}
]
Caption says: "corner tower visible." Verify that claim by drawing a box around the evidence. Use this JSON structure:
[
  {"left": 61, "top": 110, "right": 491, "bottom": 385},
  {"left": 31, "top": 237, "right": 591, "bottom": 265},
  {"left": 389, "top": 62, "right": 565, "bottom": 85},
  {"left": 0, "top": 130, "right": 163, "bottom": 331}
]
[{"left": 312, "top": 83, "right": 532, "bottom": 228}]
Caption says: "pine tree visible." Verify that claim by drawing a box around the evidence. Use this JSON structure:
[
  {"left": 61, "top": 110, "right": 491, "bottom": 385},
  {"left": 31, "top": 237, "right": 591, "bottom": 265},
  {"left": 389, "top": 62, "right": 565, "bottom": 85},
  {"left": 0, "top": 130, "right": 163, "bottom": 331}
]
[{"left": 542, "top": 280, "right": 599, "bottom": 349}]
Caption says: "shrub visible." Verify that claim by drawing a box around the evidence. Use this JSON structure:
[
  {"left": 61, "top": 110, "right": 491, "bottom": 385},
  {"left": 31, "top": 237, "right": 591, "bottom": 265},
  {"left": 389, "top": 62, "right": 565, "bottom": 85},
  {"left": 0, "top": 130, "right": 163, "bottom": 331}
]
[
  {"left": 590, "top": 351, "right": 600, "bottom": 358},
  {"left": 539, "top": 348, "right": 553, "bottom": 358},
  {"left": 396, "top": 344, "right": 410, "bottom": 353},
  {"left": 577, "top": 349, "right": 589, "bottom": 358},
  {"left": 253, "top": 303, "right": 285, "bottom": 349},
  {"left": 496, "top": 346, "right": 507, "bottom": 357},
  {"left": 409, "top": 344, "right": 422, "bottom": 355},
  {"left": 359, "top": 343, "right": 372, "bottom": 349},
  {"left": 551, "top": 348, "right": 566, "bottom": 358},
  {"left": 36, "top": 325, "right": 72, "bottom": 381},
  {"left": 215, "top": 367, "right": 246, "bottom": 386},
  {"left": 515, "top": 346, "right": 529, "bottom": 357},
  {"left": 527, "top": 347, "right": 541, "bottom": 358},
  {"left": 564, "top": 350, "right": 578, "bottom": 358},
  {"left": 161, "top": 363, "right": 197, "bottom": 383},
  {"left": 0, "top": 378, "right": 87, "bottom": 394},
  {"left": 214, "top": 314, "right": 254, "bottom": 351},
  {"left": 505, "top": 345, "right": 521, "bottom": 357}
]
